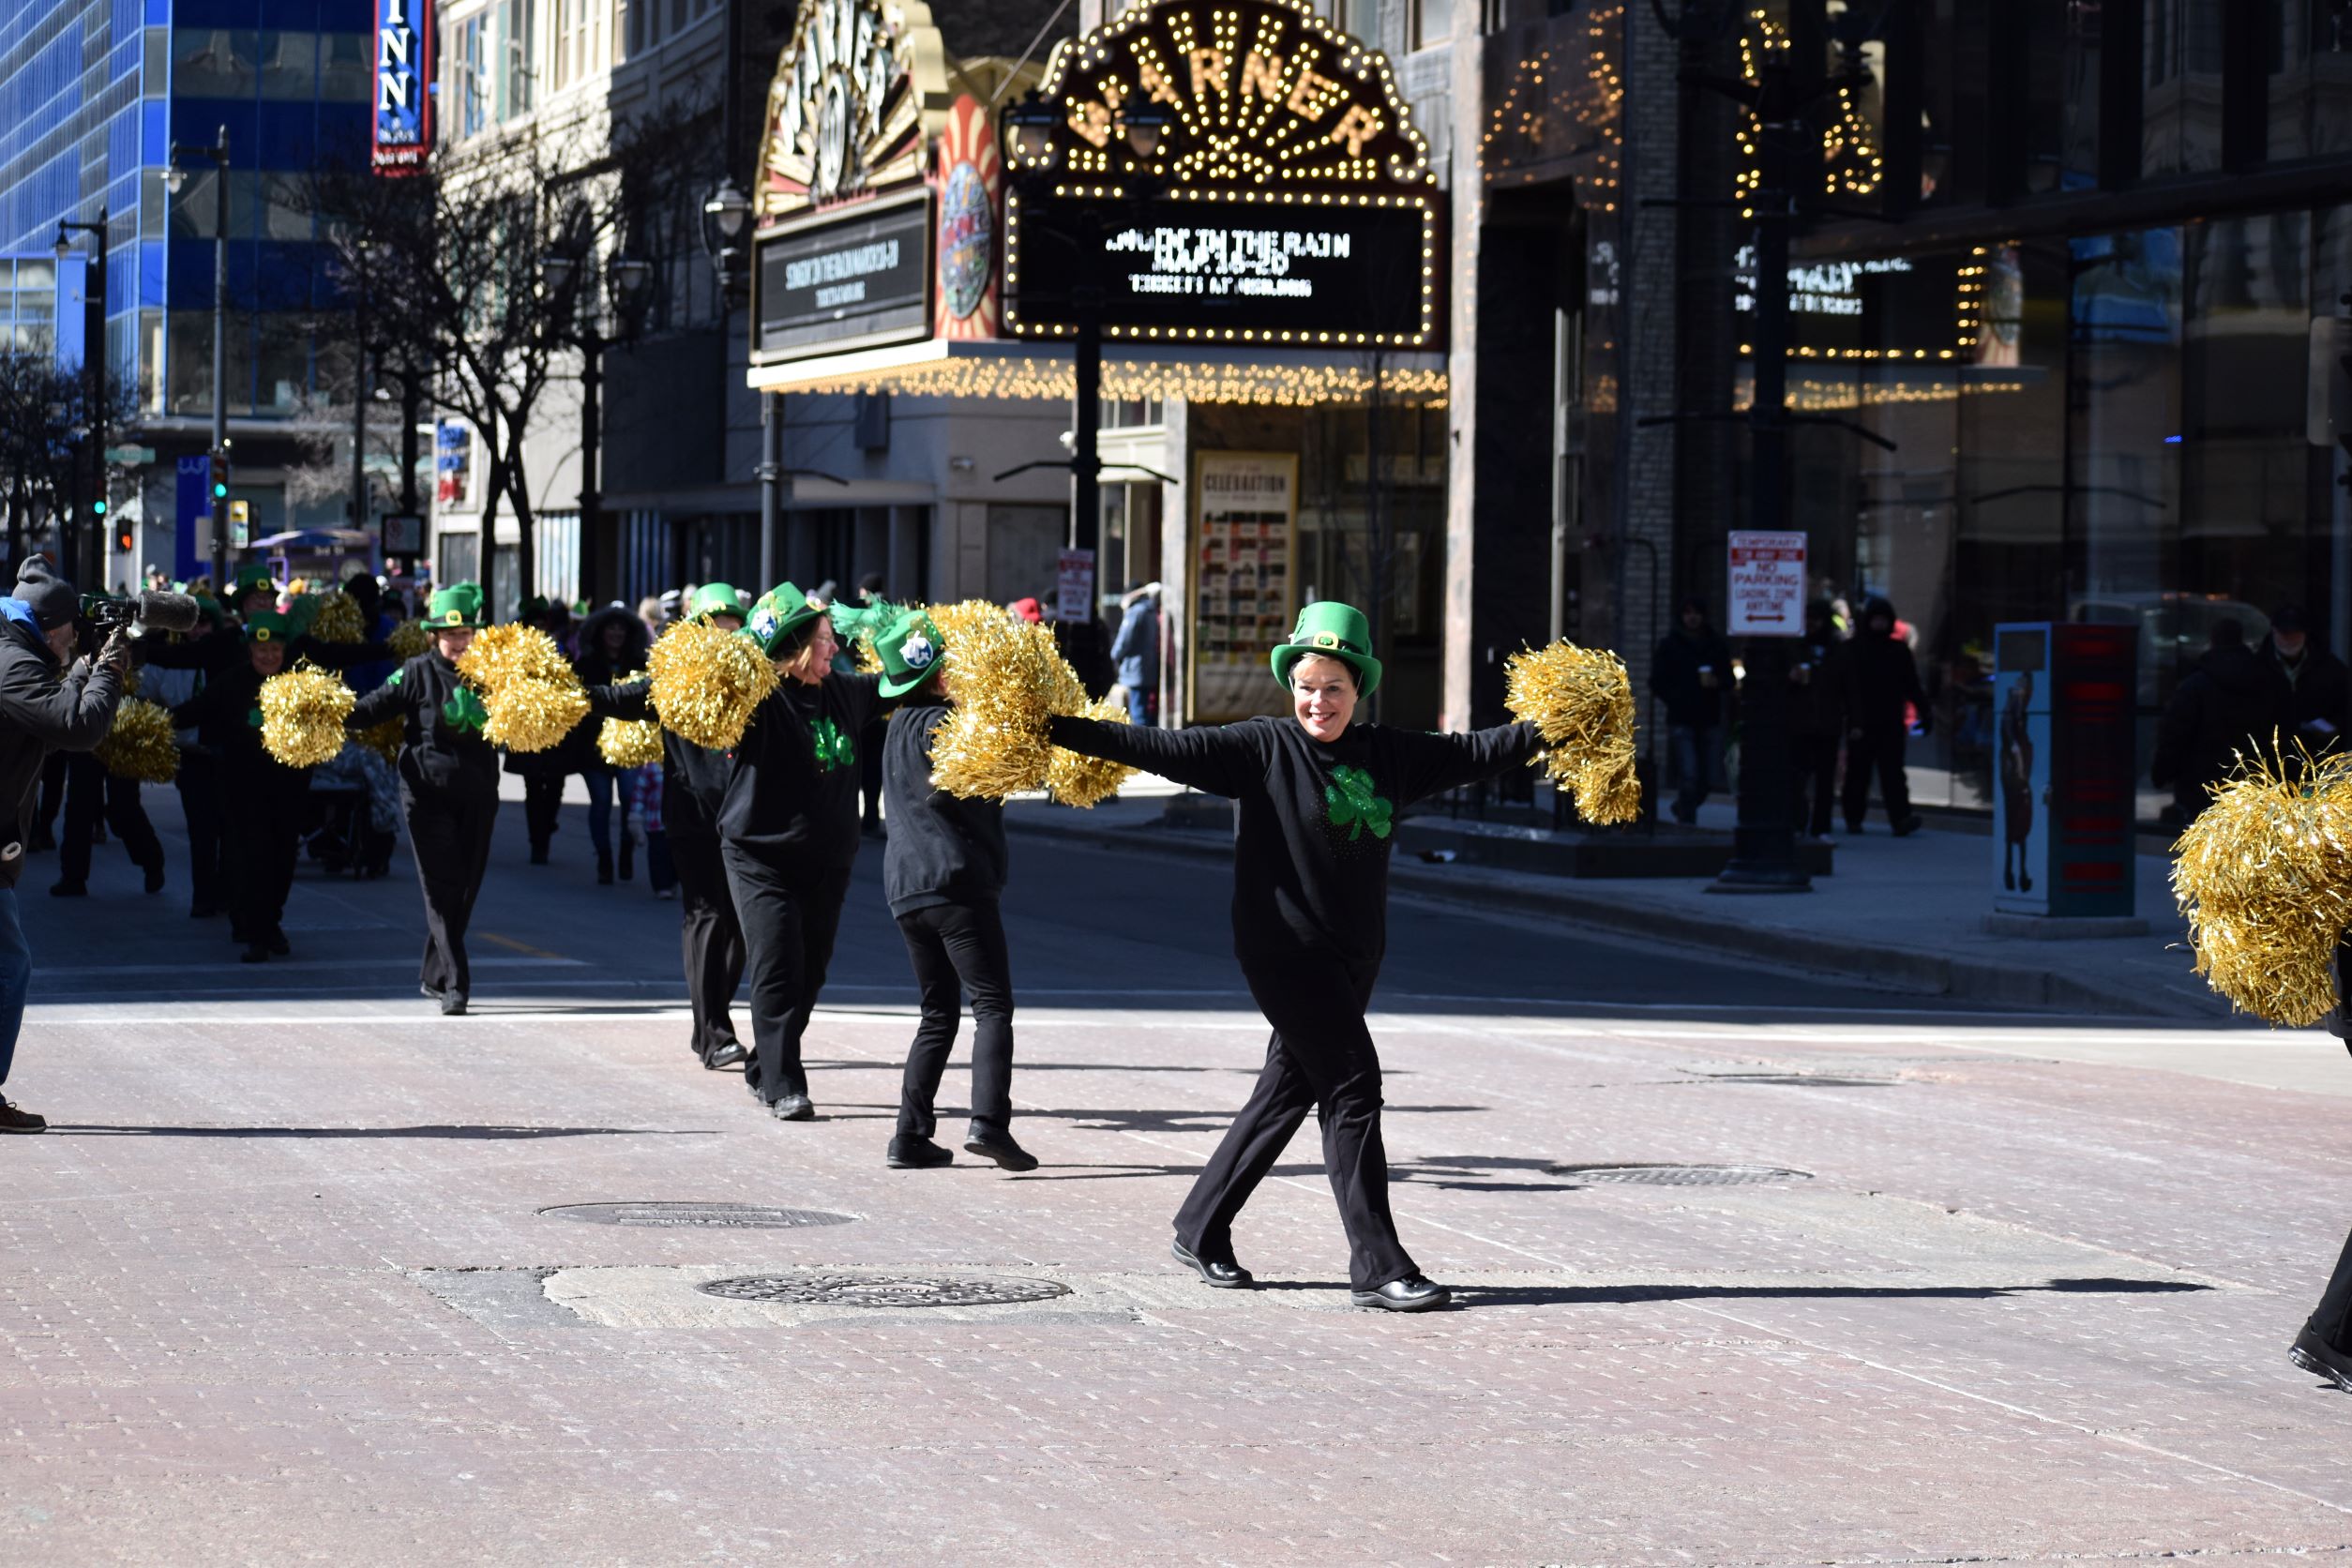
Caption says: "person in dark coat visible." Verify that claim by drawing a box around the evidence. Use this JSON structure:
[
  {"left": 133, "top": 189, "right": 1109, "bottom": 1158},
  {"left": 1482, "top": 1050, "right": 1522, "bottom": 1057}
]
[
  {"left": 1651, "top": 597, "right": 1730, "bottom": 824},
  {"left": 2152, "top": 618, "right": 2291, "bottom": 823},
  {"left": 665, "top": 583, "right": 752, "bottom": 1069},
  {"left": 1840, "top": 596, "right": 1928, "bottom": 836},
  {"left": 506, "top": 595, "right": 577, "bottom": 866},
  {"left": 1050, "top": 601, "right": 1545, "bottom": 1312},
  {"left": 1787, "top": 602, "right": 1845, "bottom": 839},
  {"left": 344, "top": 583, "right": 499, "bottom": 1016},
  {"left": 875, "top": 610, "right": 1034, "bottom": 1172},
  {"left": 0, "top": 557, "right": 127, "bottom": 1132},
  {"left": 2258, "top": 604, "right": 2351, "bottom": 762},
  {"left": 172, "top": 611, "right": 312, "bottom": 962},
  {"left": 572, "top": 605, "right": 652, "bottom": 883}
]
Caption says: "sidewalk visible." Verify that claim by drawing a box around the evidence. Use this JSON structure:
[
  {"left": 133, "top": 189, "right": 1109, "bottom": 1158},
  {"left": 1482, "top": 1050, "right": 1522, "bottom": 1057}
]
[{"left": 1007, "top": 785, "right": 2239, "bottom": 1022}]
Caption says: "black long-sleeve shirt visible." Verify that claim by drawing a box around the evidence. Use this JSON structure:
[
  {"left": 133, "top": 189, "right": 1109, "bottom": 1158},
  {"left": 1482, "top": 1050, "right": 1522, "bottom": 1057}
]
[
  {"left": 345, "top": 651, "right": 499, "bottom": 798},
  {"left": 173, "top": 661, "right": 308, "bottom": 794},
  {"left": 720, "top": 672, "right": 886, "bottom": 867},
  {"left": 582, "top": 679, "right": 733, "bottom": 837},
  {"left": 1048, "top": 714, "right": 1543, "bottom": 963},
  {"left": 882, "top": 701, "right": 1007, "bottom": 916}
]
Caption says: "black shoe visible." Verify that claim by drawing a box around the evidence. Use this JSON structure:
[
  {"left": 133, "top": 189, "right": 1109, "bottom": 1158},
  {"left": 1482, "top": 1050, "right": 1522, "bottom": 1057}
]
[
  {"left": 770, "top": 1093, "right": 815, "bottom": 1122},
  {"left": 1350, "top": 1274, "right": 1453, "bottom": 1312},
  {"left": 265, "top": 927, "right": 290, "bottom": 957},
  {"left": 47, "top": 881, "right": 83, "bottom": 897},
  {"left": 596, "top": 852, "right": 613, "bottom": 885},
  {"left": 705, "top": 1039, "right": 746, "bottom": 1069},
  {"left": 239, "top": 942, "right": 269, "bottom": 963},
  {"left": 0, "top": 1098, "right": 45, "bottom": 1133},
  {"left": 440, "top": 992, "right": 468, "bottom": 1017},
  {"left": 1893, "top": 814, "right": 1924, "bottom": 837},
  {"left": 886, "top": 1135, "right": 955, "bottom": 1169},
  {"left": 2292, "top": 1324, "right": 2352, "bottom": 1391},
  {"left": 143, "top": 861, "right": 165, "bottom": 894},
  {"left": 420, "top": 982, "right": 443, "bottom": 1003},
  {"left": 963, "top": 1128, "right": 1039, "bottom": 1172},
  {"left": 1171, "top": 1239, "right": 1254, "bottom": 1289}
]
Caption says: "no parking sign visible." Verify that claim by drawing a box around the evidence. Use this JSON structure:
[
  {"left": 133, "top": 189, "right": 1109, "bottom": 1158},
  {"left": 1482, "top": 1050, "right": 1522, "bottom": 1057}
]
[{"left": 1726, "top": 531, "right": 1806, "bottom": 636}]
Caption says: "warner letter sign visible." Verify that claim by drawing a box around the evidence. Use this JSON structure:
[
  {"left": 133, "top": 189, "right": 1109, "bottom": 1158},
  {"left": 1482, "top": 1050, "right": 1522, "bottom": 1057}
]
[{"left": 373, "top": 0, "right": 433, "bottom": 173}]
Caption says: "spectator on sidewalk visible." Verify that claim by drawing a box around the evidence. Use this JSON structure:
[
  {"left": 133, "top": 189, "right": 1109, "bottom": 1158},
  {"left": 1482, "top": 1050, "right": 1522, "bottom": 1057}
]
[
  {"left": 2258, "top": 604, "right": 2349, "bottom": 762},
  {"left": 1111, "top": 581, "right": 1162, "bottom": 728},
  {"left": 2153, "top": 618, "right": 2290, "bottom": 824},
  {"left": 1652, "top": 597, "right": 1729, "bottom": 825},
  {"left": 1788, "top": 602, "right": 1845, "bottom": 839},
  {"left": 1840, "top": 596, "right": 1928, "bottom": 837}
]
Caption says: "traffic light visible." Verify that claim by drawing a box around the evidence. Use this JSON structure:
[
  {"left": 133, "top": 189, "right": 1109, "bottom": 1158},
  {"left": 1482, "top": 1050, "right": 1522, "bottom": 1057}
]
[
  {"left": 114, "top": 528, "right": 132, "bottom": 553},
  {"left": 91, "top": 496, "right": 106, "bottom": 518},
  {"left": 208, "top": 450, "right": 228, "bottom": 501}
]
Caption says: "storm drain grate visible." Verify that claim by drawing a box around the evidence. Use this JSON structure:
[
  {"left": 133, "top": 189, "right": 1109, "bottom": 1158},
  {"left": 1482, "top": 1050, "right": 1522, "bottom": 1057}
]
[
  {"left": 540, "top": 1202, "right": 856, "bottom": 1229},
  {"left": 1546, "top": 1163, "right": 1813, "bottom": 1186},
  {"left": 698, "top": 1273, "right": 1072, "bottom": 1308}
]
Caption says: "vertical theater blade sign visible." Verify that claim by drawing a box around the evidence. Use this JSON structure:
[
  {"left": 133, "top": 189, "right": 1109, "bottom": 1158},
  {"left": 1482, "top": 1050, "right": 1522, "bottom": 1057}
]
[
  {"left": 374, "top": 0, "right": 433, "bottom": 173},
  {"left": 933, "top": 96, "right": 1001, "bottom": 339}
]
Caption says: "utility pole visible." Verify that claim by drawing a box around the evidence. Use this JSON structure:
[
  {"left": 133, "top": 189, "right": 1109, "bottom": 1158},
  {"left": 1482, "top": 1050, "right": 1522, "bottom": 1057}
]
[
  {"left": 54, "top": 204, "right": 107, "bottom": 586},
  {"left": 167, "top": 128, "right": 233, "bottom": 585}
]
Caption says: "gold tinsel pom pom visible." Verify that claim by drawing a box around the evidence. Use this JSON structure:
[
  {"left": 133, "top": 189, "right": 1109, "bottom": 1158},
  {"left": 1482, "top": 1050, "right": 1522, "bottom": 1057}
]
[
  {"left": 359, "top": 716, "right": 405, "bottom": 763},
  {"left": 929, "top": 613, "right": 1091, "bottom": 799},
  {"left": 457, "top": 624, "right": 572, "bottom": 692},
  {"left": 597, "top": 671, "right": 664, "bottom": 768},
  {"left": 649, "top": 620, "right": 779, "bottom": 751},
  {"left": 96, "top": 697, "right": 179, "bottom": 783},
  {"left": 484, "top": 675, "right": 590, "bottom": 755},
  {"left": 1046, "top": 696, "right": 1136, "bottom": 808},
  {"left": 309, "top": 591, "right": 365, "bottom": 644},
  {"left": 386, "top": 620, "right": 431, "bottom": 659},
  {"left": 2171, "top": 748, "right": 2352, "bottom": 1026},
  {"left": 1504, "top": 641, "right": 1641, "bottom": 826},
  {"left": 259, "top": 663, "right": 355, "bottom": 768}
]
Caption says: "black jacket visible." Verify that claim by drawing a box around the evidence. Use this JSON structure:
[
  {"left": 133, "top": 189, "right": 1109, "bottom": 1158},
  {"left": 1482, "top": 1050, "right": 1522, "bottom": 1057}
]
[
  {"left": 1843, "top": 606, "right": 1927, "bottom": 731},
  {"left": 171, "top": 660, "right": 309, "bottom": 795},
  {"left": 1652, "top": 625, "right": 1731, "bottom": 729},
  {"left": 882, "top": 701, "right": 1008, "bottom": 916},
  {"left": 0, "top": 611, "right": 120, "bottom": 882},
  {"left": 2153, "top": 643, "right": 2292, "bottom": 811},
  {"left": 345, "top": 651, "right": 501, "bottom": 799},
  {"left": 1789, "top": 635, "right": 1847, "bottom": 739},
  {"left": 2260, "top": 636, "right": 2352, "bottom": 755}
]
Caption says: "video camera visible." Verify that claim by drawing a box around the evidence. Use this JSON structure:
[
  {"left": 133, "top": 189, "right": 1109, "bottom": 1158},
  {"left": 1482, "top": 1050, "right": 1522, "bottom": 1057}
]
[{"left": 78, "top": 590, "right": 203, "bottom": 636}]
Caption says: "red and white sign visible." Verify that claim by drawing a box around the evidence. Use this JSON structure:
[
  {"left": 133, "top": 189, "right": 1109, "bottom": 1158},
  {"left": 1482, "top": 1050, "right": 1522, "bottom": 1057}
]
[
  {"left": 1056, "top": 548, "right": 1096, "bottom": 623},
  {"left": 1726, "top": 530, "right": 1806, "bottom": 636}
]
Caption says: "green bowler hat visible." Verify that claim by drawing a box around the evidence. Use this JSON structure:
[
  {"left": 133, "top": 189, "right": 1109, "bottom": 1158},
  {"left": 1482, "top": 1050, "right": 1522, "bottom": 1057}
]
[
  {"left": 745, "top": 582, "right": 825, "bottom": 656},
  {"left": 873, "top": 610, "right": 945, "bottom": 700},
  {"left": 244, "top": 611, "right": 292, "bottom": 644},
  {"left": 1271, "top": 600, "right": 1382, "bottom": 697},
  {"left": 687, "top": 581, "right": 752, "bottom": 625},
  {"left": 232, "top": 564, "right": 277, "bottom": 596},
  {"left": 426, "top": 582, "right": 486, "bottom": 629}
]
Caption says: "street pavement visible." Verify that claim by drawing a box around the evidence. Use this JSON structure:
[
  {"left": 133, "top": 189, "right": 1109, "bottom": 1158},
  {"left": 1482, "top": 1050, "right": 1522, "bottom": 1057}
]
[{"left": 8, "top": 779, "right": 2352, "bottom": 1564}]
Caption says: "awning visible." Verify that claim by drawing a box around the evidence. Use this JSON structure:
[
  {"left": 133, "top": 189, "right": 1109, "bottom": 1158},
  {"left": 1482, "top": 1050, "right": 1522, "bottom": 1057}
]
[
  {"left": 253, "top": 528, "right": 372, "bottom": 550},
  {"left": 745, "top": 338, "right": 1447, "bottom": 407}
]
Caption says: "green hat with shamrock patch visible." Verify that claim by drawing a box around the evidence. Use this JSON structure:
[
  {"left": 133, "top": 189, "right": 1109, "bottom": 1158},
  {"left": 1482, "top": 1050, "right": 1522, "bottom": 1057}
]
[
  {"left": 426, "top": 582, "right": 486, "bottom": 629},
  {"left": 1270, "top": 600, "right": 1381, "bottom": 698},
  {"left": 874, "top": 610, "right": 945, "bottom": 700},
  {"left": 745, "top": 582, "right": 825, "bottom": 656},
  {"left": 231, "top": 564, "right": 278, "bottom": 597},
  {"left": 687, "top": 581, "right": 752, "bottom": 625},
  {"left": 244, "top": 610, "right": 292, "bottom": 644}
]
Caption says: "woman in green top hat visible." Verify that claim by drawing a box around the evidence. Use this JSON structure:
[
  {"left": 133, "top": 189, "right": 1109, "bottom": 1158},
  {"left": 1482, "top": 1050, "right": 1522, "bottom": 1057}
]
[
  {"left": 1047, "top": 601, "right": 1544, "bottom": 1312},
  {"left": 345, "top": 583, "right": 498, "bottom": 1016}
]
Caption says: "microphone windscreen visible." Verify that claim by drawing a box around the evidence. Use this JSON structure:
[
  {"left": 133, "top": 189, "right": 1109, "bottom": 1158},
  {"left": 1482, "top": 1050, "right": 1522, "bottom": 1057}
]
[{"left": 133, "top": 591, "right": 203, "bottom": 634}]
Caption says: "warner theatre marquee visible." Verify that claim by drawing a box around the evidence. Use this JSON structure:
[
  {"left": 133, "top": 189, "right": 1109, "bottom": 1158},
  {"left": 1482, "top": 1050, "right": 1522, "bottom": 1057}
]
[{"left": 746, "top": 0, "right": 1448, "bottom": 405}]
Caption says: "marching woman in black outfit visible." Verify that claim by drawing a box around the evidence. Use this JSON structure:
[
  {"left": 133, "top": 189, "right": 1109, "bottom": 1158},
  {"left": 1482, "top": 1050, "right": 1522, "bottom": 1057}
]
[
  {"left": 874, "top": 611, "right": 1034, "bottom": 1172},
  {"left": 344, "top": 583, "right": 497, "bottom": 1017},
  {"left": 1048, "top": 601, "right": 1543, "bottom": 1312},
  {"left": 666, "top": 582, "right": 753, "bottom": 1069},
  {"left": 169, "top": 611, "right": 311, "bottom": 961}
]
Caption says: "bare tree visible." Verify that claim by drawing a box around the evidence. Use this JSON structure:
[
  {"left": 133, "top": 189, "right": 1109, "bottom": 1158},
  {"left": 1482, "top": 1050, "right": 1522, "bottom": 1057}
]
[{"left": 0, "top": 351, "right": 135, "bottom": 579}]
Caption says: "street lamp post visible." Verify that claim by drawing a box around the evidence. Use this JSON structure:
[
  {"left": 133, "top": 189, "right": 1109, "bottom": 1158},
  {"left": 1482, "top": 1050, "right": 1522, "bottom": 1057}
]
[
  {"left": 165, "top": 127, "right": 232, "bottom": 585},
  {"left": 54, "top": 205, "right": 108, "bottom": 587}
]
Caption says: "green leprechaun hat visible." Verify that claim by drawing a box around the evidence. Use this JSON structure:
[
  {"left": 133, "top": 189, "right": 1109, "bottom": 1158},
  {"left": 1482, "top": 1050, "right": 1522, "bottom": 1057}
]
[
  {"left": 873, "top": 610, "right": 945, "bottom": 700},
  {"left": 745, "top": 582, "right": 826, "bottom": 656},
  {"left": 231, "top": 564, "right": 278, "bottom": 597},
  {"left": 244, "top": 610, "right": 292, "bottom": 644},
  {"left": 426, "top": 582, "right": 486, "bottom": 629},
  {"left": 687, "top": 581, "right": 753, "bottom": 625},
  {"left": 1271, "top": 600, "right": 1382, "bottom": 698}
]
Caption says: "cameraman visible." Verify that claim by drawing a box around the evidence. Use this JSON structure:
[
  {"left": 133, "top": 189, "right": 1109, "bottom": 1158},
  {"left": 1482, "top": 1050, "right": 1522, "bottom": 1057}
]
[{"left": 0, "top": 558, "right": 128, "bottom": 1133}]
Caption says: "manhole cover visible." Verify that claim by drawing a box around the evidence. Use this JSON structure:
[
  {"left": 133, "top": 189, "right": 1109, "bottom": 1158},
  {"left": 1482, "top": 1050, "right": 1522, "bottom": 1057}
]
[
  {"left": 697, "top": 1273, "right": 1071, "bottom": 1308},
  {"left": 1546, "top": 1163, "right": 1813, "bottom": 1186},
  {"left": 539, "top": 1202, "right": 855, "bottom": 1229},
  {"left": 1694, "top": 1072, "right": 1900, "bottom": 1088}
]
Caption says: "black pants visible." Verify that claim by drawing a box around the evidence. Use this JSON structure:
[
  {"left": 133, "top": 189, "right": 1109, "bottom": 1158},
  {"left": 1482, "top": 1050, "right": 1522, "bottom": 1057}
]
[
  {"left": 1791, "top": 731, "right": 1840, "bottom": 837},
  {"left": 174, "top": 749, "right": 225, "bottom": 912},
  {"left": 1843, "top": 722, "right": 1913, "bottom": 828},
  {"left": 222, "top": 785, "right": 302, "bottom": 943},
  {"left": 671, "top": 830, "right": 745, "bottom": 1063},
  {"left": 37, "top": 752, "right": 65, "bottom": 836},
  {"left": 405, "top": 781, "right": 498, "bottom": 999},
  {"left": 1175, "top": 953, "right": 1412, "bottom": 1291},
  {"left": 59, "top": 753, "right": 163, "bottom": 887},
  {"left": 521, "top": 770, "right": 564, "bottom": 858},
  {"left": 895, "top": 900, "right": 1016, "bottom": 1139},
  {"left": 720, "top": 844, "right": 851, "bottom": 1105},
  {"left": 860, "top": 722, "right": 886, "bottom": 827}
]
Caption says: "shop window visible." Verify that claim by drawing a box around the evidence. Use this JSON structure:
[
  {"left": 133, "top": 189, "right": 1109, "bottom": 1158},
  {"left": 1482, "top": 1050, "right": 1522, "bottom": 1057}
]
[
  {"left": 1414, "top": 0, "right": 1452, "bottom": 52},
  {"left": 500, "top": 0, "right": 537, "bottom": 120},
  {"left": 256, "top": 30, "right": 316, "bottom": 100},
  {"left": 172, "top": 28, "right": 257, "bottom": 99},
  {"left": 452, "top": 14, "right": 488, "bottom": 138},
  {"left": 256, "top": 316, "right": 313, "bottom": 413}
]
